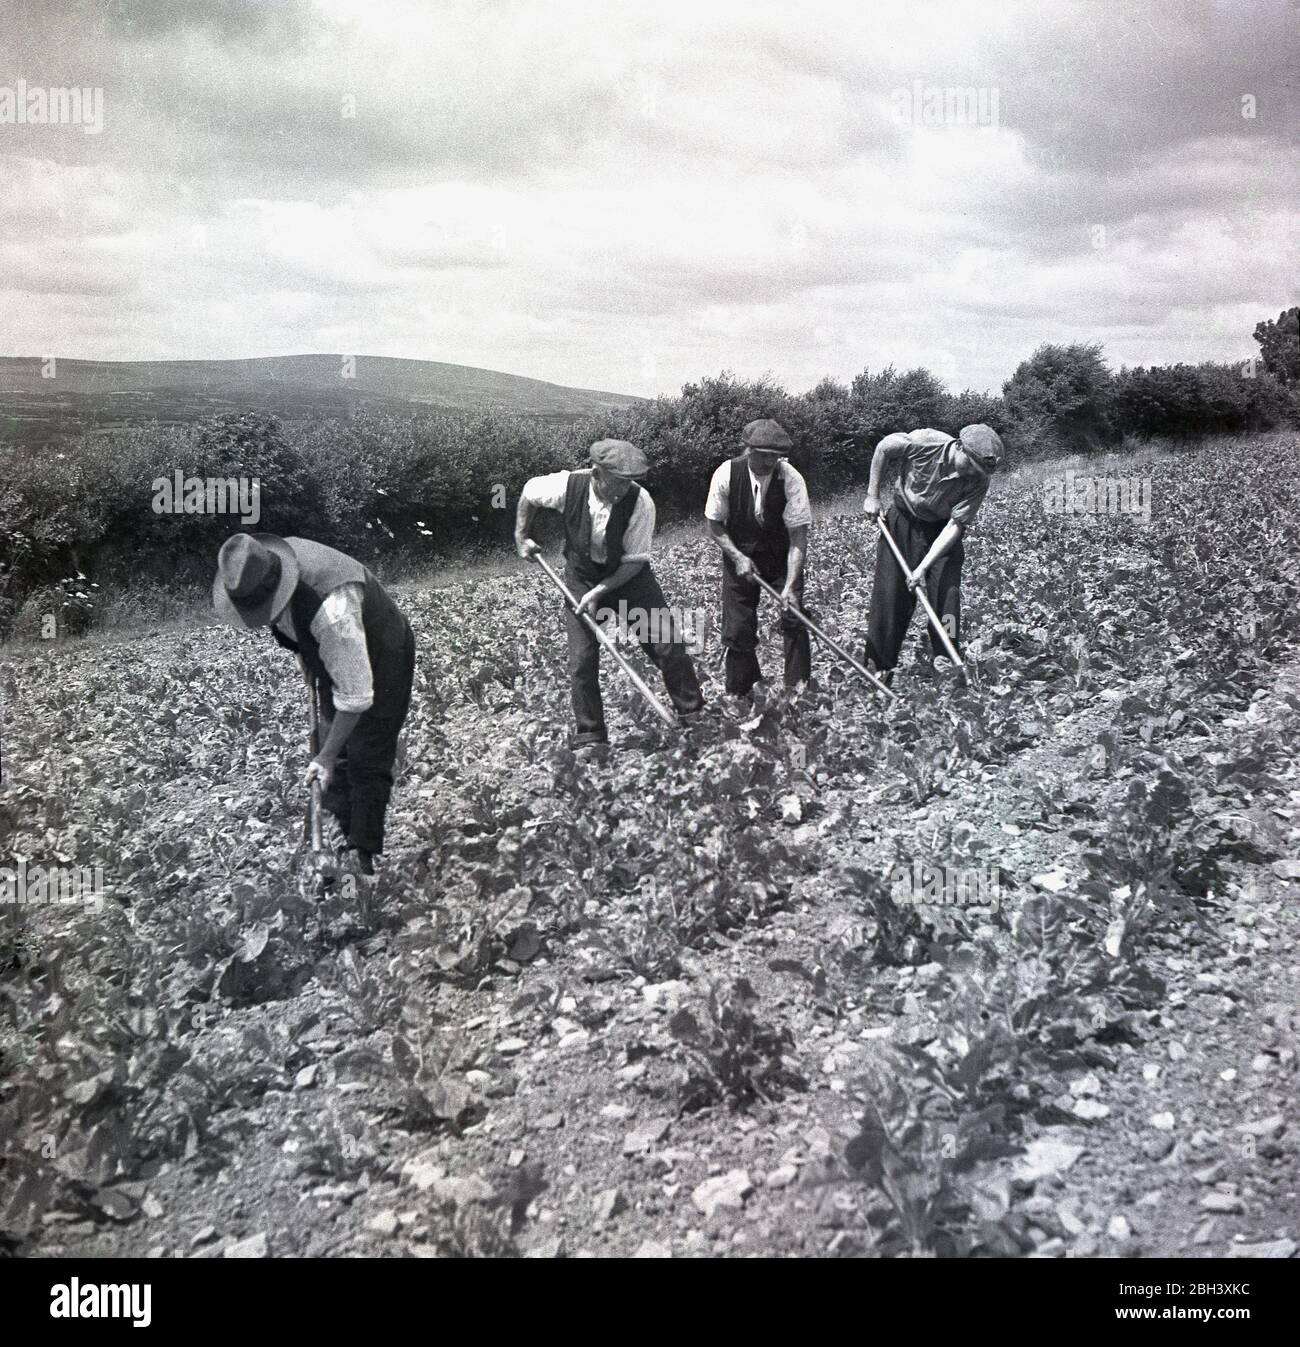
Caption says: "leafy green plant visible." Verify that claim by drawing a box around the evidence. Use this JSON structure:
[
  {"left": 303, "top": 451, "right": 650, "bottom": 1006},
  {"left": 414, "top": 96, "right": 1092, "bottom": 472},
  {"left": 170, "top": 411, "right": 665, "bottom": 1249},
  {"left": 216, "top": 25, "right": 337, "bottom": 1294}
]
[
  {"left": 319, "top": 946, "right": 405, "bottom": 1034},
  {"left": 1077, "top": 755, "right": 1221, "bottom": 941},
  {"left": 0, "top": 939, "right": 220, "bottom": 1242},
  {"left": 841, "top": 864, "right": 931, "bottom": 966},
  {"left": 668, "top": 978, "right": 803, "bottom": 1109},
  {"left": 842, "top": 1057, "right": 1023, "bottom": 1257},
  {"left": 390, "top": 1025, "right": 480, "bottom": 1127}
]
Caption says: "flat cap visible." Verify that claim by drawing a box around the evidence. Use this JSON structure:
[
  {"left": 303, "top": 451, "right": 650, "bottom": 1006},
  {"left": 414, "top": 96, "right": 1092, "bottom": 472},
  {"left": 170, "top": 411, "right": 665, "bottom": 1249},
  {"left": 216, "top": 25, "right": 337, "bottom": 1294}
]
[
  {"left": 959, "top": 424, "right": 1004, "bottom": 473},
  {"left": 589, "top": 438, "right": 650, "bottom": 476},
  {"left": 741, "top": 418, "right": 793, "bottom": 453}
]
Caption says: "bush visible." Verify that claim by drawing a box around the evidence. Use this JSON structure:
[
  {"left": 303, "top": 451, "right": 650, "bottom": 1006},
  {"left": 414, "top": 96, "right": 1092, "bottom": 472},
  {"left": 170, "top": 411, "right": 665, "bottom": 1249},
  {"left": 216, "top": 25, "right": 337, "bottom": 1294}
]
[
  {"left": 851, "top": 366, "right": 947, "bottom": 443},
  {"left": 938, "top": 388, "right": 1007, "bottom": 437},
  {"left": 9, "top": 338, "right": 1288, "bottom": 637},
  {"left": 561, "top": 371, "right": 807, "bottom": 516},
  {"left": 1003, "top": 343, "right": 1114, "bottom": 455},
  {"left": 791, "top": 366, "right": 985, "bottom": 492},
  {"left": 1111, "top": 364, "right": 1205, "bottom": 438},
  {"left": 1112, "top": 362, "right": 1295, "bottom": 440},
  {"left": 0, "top": 445, "right": 116, "bottom": 633}
]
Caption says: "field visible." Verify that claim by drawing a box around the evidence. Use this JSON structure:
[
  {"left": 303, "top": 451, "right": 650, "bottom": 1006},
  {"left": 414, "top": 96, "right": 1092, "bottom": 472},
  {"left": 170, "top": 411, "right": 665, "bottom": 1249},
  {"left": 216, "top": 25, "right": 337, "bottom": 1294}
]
[{"left": 2, "top": 434, "right": 1298, "bottom": 1259}]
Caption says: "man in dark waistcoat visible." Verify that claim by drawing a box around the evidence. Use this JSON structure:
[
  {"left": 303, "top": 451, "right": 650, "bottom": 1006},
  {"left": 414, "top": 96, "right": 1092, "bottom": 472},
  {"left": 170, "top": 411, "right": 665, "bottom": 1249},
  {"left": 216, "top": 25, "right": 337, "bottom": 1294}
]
[
  {"left": 515, "top": 438, "right": 704, "bottom": 750},
  {"left": 704, "top": 418, "right": 814, "bottom": 697},
  {"left": 213, "top": 534, "right": 416, "bottom": 873}
]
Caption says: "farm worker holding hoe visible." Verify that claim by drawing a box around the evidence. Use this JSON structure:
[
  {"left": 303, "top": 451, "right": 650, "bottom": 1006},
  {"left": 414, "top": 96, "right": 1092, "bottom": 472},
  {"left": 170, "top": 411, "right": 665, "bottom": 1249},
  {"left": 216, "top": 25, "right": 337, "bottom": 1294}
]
[
  {"left": 704, "top": 418, "right": 814, "bottom": 698},
  {"left": 213, "top": 534, "right": 416, "bottom": 875},
  {"left": 860, "top": 424, "right": 1004, "bottom": 681},
  {"left": 515, "top": 439, "right": 705, "bottom": 752}
]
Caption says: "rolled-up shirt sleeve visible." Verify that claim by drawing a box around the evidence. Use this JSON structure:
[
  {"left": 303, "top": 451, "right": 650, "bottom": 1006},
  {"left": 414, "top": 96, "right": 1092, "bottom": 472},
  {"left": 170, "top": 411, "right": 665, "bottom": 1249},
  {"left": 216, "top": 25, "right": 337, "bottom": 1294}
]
[
  {"left": 521, "top": 470, "right": 571, "bottom": 512},
  {"left": 620, "top": 491, "right": 656, "bottom": 564},
  {"left": 781, "top": 463, "right": 813, "bottom": 528},
  {"left": 876, "top": 432, "right": 913, "bottom": 460},
  {"left": 311, "top": 582, "right": 373, "bottom": 713},
  {"left": 703, "top": 462, "right": 731, "bottom": 524}
]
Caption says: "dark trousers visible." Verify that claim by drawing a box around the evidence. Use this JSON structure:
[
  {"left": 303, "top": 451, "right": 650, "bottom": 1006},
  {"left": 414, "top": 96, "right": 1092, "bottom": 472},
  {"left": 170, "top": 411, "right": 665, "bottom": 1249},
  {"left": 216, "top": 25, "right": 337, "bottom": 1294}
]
[
  {"left": 863, "top": 502, "right": 963, "bottom": 672},
  {"left": 318, "top": 621, "right": 416, "bottom": 854},
  {"left": 720, "top": 549, "right": 812, "bottom": 696},
  {"left": 564, "top": 562, "right": 703, "bottom": 745}
]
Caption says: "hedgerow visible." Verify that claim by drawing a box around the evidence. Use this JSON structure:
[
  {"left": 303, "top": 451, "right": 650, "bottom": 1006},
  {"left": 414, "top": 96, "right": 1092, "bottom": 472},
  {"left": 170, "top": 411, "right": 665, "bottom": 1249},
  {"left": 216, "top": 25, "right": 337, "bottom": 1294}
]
[{"left": 3, "top": 342, "right": 1298, "bottom": 637}]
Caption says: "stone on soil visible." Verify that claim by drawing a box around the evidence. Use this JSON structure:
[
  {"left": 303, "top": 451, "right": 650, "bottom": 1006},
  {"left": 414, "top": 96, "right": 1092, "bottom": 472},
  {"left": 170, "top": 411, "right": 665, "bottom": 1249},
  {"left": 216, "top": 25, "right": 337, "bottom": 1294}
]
[{"left": 691, "top": 1170, "right": 753, "bottom": 1219}]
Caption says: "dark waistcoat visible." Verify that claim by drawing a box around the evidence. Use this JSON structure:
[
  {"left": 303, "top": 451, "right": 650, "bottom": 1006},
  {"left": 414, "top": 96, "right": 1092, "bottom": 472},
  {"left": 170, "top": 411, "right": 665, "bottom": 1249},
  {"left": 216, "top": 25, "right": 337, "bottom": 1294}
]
[
  {"left": 268, "top": 538, "right": 408, "bottom": 703},
  {"left": 726, "top": 456, "right": 789, "bottom": 557},
  {"left": 562, "top": 470, "right": 641, "bottom": 582}
]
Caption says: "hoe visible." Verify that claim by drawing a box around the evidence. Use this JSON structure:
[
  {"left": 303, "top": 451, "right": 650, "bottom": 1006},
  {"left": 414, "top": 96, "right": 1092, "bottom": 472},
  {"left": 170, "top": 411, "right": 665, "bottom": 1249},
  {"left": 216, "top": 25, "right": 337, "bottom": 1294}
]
[
  {"left": 297, "top": 668, "right": 339, "bottom": 892},
  {"left": 535, "top": 554, "right": 679, "bottom": 731},
  {"left": 874, "top": 514, "right": 969, "bottom": 685},
  {"left": 751, "top": 572, "right": 895, "bottom": 700}
]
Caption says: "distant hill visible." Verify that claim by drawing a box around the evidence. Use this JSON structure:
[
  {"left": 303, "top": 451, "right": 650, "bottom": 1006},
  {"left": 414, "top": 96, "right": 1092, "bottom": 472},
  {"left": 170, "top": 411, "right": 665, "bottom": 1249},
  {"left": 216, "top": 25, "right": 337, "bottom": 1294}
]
[{"left": 0, "top": 354, "right": 643, "bottom": 448}]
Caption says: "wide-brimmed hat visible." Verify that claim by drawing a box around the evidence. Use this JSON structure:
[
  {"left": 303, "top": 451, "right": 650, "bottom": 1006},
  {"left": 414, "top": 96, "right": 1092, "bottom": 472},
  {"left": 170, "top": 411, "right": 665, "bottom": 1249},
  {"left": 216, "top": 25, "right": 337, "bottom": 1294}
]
[
  {"left": 742, "top": 419, "right": 793, "bottom": 454},
  {"left": 589, "top": 438, "right": 650, "bottom": 477},
  {"left": 958, "top": 424, "right": 1004, "bottom": 475},
  {"left": 212, "top": 533, "right": 299, "bottom": 629}
]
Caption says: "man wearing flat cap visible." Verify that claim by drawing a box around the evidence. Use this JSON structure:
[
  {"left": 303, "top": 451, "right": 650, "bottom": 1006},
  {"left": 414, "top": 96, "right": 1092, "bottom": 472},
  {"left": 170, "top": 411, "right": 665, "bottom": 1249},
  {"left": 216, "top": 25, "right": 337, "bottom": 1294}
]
[
  {"left": 861, "top": 423, "right": 1003, "bottom": 679},
  {"left": 515, "top": 439, "right": 704, "bottom": 749},
  {"left": 704, "top": 418, "right": 814, "bottom": 697},
  {"left": 213, "top": 534, "right": 416, "bottom": 873}
]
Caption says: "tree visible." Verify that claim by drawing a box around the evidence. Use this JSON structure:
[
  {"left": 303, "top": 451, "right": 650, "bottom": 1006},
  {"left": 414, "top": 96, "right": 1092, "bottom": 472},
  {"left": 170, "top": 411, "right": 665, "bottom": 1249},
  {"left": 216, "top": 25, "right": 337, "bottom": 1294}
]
[
  {"left": 1002, "top": 343, "right": 1113, "bottom": 454},
  {"left": 1252, "top": 307, "right": 1300, "bottom": 385}
]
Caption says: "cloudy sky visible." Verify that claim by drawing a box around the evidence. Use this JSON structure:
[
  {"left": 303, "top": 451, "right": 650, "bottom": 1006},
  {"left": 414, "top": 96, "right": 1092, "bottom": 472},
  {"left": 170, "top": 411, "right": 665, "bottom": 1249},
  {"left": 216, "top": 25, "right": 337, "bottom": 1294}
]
[{"left": 2, "top": 0, "right": 1297, "bottom": 396}]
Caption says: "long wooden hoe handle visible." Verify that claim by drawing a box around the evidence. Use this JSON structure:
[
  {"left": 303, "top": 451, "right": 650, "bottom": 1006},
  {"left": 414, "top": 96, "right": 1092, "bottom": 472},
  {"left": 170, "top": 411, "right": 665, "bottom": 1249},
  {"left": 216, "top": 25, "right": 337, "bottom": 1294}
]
[
  {"left": 534, "top": 554, "right": 678, "bottom": 730},
  {"left": 874, "top": 515, "right": 966, "bottom": 671},
  {"left": 750, "top": 572, "right": 895, "bottom": 700},
  {"left": 304, "top": 668, "right": 326, "bottom": 853}
]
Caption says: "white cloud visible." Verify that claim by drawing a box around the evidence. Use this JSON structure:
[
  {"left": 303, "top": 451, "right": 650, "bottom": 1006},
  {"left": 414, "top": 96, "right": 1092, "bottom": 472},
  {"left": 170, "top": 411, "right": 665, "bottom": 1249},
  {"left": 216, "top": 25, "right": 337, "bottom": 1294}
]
[{"left": 1, "top": 0, "right": 1296, "bottom": 395}]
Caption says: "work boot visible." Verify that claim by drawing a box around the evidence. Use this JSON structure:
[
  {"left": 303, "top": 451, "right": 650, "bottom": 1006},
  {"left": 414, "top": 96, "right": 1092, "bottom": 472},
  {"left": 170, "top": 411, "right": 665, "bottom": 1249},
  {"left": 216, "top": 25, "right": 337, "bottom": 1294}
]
[
  {"left": 337, "top": 845, "right": 376, "bottom": 877},
  {"left": 864, "top": 657, "right": 894, "bottom": 688},
  {"left": 931, "top": 655, "right": 968, "bottom": 689}
]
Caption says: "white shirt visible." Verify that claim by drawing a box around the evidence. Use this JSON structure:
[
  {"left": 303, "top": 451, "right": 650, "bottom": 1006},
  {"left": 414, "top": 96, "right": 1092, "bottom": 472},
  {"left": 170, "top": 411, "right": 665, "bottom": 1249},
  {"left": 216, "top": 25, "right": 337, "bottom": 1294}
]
[
  {"left": 273, "top": 581, "right": 375, "bottom": 714},
  {"left": 522, "top": 470, "right": 656, "bottom": 564},
  {"left": 704, "top": 457, "right": 813, "bottom": 530}
]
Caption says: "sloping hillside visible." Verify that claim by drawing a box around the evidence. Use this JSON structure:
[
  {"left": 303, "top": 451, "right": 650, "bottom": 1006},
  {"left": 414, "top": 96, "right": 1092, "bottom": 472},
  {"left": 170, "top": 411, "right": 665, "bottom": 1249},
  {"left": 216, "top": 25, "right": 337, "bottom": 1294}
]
[{"left": 0, "top": 354, "right": 642, "bottom": 446}]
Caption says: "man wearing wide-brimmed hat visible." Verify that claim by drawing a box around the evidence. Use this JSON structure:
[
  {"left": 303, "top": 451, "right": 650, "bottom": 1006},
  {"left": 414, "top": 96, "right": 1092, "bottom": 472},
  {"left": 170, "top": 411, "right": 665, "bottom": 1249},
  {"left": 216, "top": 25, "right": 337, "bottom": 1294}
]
[
  {"left": 704, "top": 418, "right": 814, "bottom": 697},
  {"left": 213, "top": 534, "right": 416, "bottom": 873},
  {"left": 861, "top": 423, "right": 1004, "bottom": 679},
  {"left": 515, "top": 439, "right": 704, "bottom": 750}
]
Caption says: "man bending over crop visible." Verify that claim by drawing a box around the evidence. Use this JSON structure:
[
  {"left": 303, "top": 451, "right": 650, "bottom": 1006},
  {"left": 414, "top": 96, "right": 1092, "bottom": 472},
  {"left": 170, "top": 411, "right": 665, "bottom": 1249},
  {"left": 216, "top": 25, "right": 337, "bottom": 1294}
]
[
  {"left": 861, "top": 424, "right": 1003, "bottom": 680},
  {"left": 213, "top": 534, "right": 416, "bottom": 874},
  {"left": 516, "top": 438, "right": 704, "bottom": 752}
]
